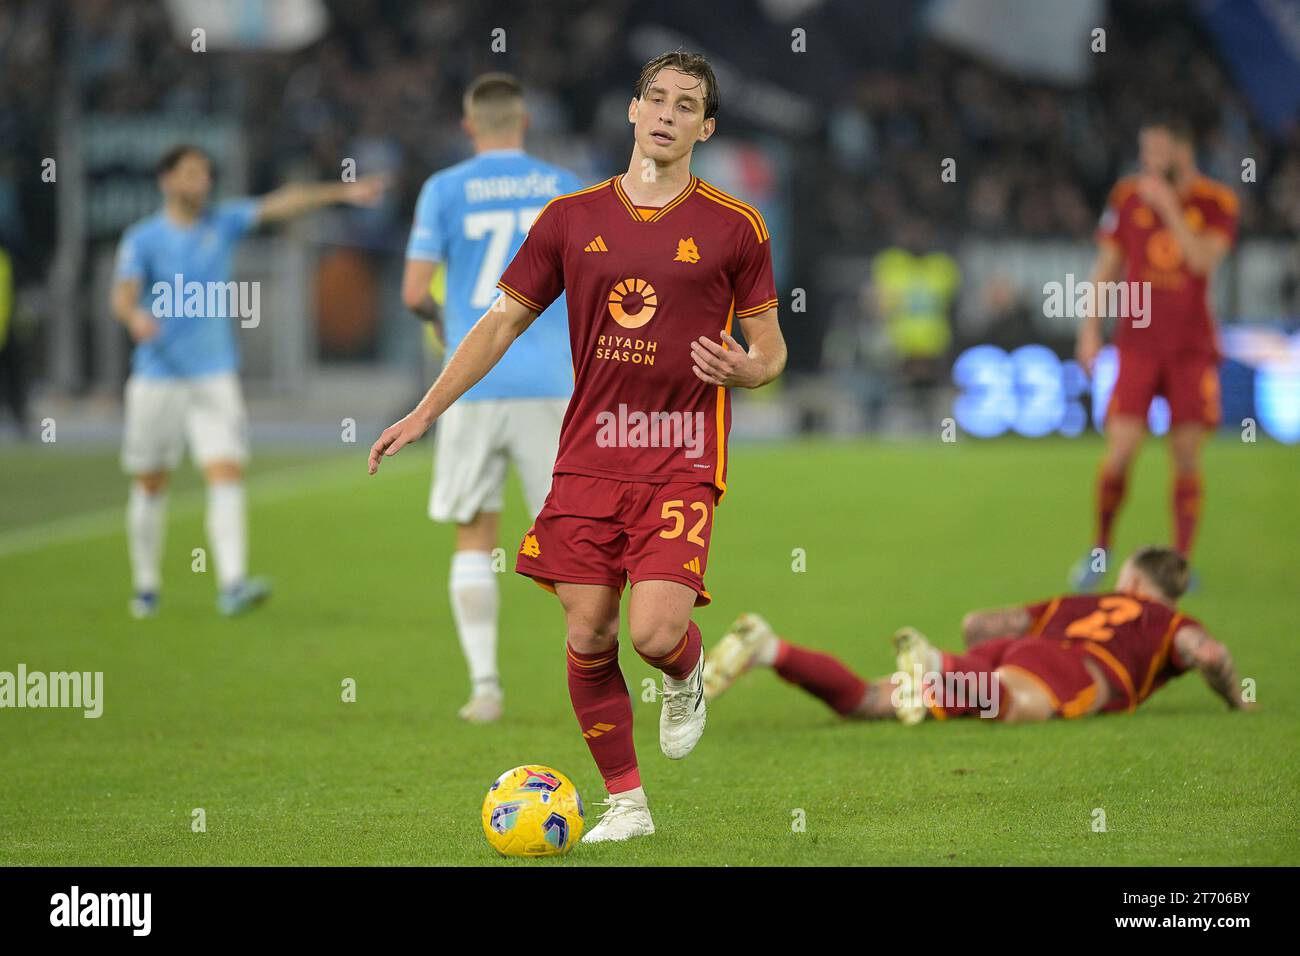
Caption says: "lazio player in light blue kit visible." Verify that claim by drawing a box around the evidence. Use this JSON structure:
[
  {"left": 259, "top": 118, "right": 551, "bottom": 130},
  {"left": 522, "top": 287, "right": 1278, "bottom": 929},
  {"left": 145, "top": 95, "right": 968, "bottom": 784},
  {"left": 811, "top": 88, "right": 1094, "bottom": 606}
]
[
  {"left": 400, "top": 74, "right": 581, "bottom": 723},
  {"left": 111, "top": 144, "right": 387, "bottom": 618}
]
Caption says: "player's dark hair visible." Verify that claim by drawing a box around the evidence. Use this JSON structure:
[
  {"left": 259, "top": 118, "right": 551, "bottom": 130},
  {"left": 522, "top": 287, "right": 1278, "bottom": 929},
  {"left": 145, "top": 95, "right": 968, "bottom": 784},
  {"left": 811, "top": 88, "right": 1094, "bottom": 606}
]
[
  {"left": 465, "top": 72, "right": 524, "bottom": 110},
  {"left": 636, "top": 51, "right": 719, "bottom": 120},
  {"left": 156, "top": 144, "right": 211, "bottom": 177},
  {"left": 1140, "top": 112, "right": 1195, "bottom": 145},
  {"left": 1131, "top": 546, "right": 1190, "bottom": 601}
]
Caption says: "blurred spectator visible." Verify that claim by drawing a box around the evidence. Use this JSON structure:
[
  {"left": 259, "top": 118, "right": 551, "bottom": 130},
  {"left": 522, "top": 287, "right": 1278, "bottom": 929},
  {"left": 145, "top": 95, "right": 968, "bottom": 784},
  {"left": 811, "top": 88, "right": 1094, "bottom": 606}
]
[
  {"left": 976, "top": 275, "right": 1038, "bottom": 353},
  {"left": 0, "top": 242, "right": 30, "bottom": 437},
  {"left": 870, "top": 220, "right": 961, "bottom": 424},
  {"left": 822, "top": 276, "right": 897, "bottom": 432}
]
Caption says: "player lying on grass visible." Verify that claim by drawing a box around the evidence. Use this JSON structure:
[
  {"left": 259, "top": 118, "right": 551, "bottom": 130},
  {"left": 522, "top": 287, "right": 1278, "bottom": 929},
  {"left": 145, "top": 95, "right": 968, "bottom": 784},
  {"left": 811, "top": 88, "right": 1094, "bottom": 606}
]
[{"left": 705, "top": 546, "right": 1251, "bottom": 723}]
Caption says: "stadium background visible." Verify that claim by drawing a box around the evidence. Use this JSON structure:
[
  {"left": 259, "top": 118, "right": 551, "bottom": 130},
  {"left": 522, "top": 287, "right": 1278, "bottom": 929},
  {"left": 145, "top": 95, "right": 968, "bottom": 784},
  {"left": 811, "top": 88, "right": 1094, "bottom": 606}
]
[
  {"left": 2, "top": 0, "right": 1297, "bottom": 443},
  {"left": 1, "top": 0, "right": 1298, "bottom": 867}
]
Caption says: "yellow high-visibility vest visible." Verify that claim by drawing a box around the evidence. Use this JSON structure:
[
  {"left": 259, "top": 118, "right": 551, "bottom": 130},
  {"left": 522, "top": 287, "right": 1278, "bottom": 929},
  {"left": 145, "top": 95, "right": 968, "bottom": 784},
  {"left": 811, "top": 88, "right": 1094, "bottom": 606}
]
[
  {"left": 0, "top": 248, "right": 12, "bottom": 350},
  {"left": 871, "top": 247, "right": 960, "bottom": 359}
]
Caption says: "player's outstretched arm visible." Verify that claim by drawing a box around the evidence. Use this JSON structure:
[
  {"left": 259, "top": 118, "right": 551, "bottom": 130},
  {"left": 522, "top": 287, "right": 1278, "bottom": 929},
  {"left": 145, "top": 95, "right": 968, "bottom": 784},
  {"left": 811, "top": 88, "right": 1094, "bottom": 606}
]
[
  {"left": 1075, "top": 241, "right": 1123, "bottom": 373},
  {"left": 1173, "top": 624, "right": 1252, "bottom": 711},
  {"left": 690, "top": 307, "right": 787, "bottom": 389},
  {"left": 256, "top": 175, "right": 389, "bottom": 224},
  {"left": 368, "top": 294, "right": 539, "bottom": 474},
  {"left": 960, "top": 607, "right": 1031, "bottom": 647}
]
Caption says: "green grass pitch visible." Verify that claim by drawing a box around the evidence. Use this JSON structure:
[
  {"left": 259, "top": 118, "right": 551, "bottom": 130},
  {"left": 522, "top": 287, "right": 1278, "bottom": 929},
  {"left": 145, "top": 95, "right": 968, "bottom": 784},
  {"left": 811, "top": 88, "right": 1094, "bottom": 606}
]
[{"left": 1, "top": 436, "right": 1297, "bottom": 866}]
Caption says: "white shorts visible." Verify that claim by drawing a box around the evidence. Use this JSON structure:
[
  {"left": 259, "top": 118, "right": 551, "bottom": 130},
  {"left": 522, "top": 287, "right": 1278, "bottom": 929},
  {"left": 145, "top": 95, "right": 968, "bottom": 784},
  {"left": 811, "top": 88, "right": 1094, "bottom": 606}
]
[
  {"left": 120, "top": 372, "right": 249, "bottom": 474},
  {"left": 429, "top": 397, "right": 567, "bottom": 524}
]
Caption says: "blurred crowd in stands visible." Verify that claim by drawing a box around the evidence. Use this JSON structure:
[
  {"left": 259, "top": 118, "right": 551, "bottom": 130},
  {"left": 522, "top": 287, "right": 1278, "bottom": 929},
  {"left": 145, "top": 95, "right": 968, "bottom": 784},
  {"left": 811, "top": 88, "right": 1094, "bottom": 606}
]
[
  {"left": 817, "top": 32, "right": 1300, "bottom": 252},
  {"left": 6, "top": 1, "right": 1298, "bottom": 261},
  {"left": 0, "top": 0, "right": 1296, "bottom": 426}
]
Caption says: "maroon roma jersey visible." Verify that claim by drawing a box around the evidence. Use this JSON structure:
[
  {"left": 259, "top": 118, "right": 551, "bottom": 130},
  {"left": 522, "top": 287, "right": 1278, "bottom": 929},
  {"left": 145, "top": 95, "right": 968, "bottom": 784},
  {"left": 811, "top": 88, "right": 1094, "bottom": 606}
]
[
  {"left": 1095, "top": 175, "right": 1238, "bottom": 358},
  {"left": 496, "top": 175, "right": 778, "bottom": 496},
  {"left": 1022, "top": 593, "right": 1198, "bottom": 711}
]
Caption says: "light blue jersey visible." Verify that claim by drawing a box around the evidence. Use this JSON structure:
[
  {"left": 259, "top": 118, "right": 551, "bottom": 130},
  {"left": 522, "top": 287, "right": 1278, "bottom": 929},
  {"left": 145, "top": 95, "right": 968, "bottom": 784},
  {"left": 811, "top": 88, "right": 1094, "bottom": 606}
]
[
  {"left": 407, "top": 150, "right": 580, "bottom": 401},
  {"left": 114, "top": 199, "right": 260, "bottom": 379}
]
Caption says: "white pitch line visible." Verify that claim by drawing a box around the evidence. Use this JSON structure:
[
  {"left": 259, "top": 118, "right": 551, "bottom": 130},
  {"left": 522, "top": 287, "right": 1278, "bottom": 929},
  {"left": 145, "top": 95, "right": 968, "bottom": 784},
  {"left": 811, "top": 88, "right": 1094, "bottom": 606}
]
[{"left": 0, "top": 453, "right": 417, "bottom": 560}]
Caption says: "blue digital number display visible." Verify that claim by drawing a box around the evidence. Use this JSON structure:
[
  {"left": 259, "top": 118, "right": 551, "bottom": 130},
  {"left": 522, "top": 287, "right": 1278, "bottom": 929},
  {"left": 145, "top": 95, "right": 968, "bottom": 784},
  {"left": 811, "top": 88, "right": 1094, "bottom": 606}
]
[
  {"left": 952, "top": 344, "right": 1089, "bottom": 438},
  {"left": 952, "top": 337, "right": 1300, "bottom": 442},
  {"left": 1257, "top": 362, "right": 1300, "bottom": 443}
]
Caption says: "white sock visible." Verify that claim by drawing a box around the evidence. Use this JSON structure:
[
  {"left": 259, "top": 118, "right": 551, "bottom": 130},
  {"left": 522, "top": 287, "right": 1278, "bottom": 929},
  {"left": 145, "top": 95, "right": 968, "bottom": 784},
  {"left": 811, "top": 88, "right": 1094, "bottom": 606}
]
[
  {"left": 756, "top": 635, "right": 781, "bottom": 667},
  {"left": 127, "top": 485, "right": 168, "bottom": 594},
  {"left": 611, "top": 785, "right": 647, "bottom": 805},
  {"left": 449, "top": 550, "right": 499, "bottom": 693},
  {"left": 206, "top": 481, "right": 247, "bottom": 591}
]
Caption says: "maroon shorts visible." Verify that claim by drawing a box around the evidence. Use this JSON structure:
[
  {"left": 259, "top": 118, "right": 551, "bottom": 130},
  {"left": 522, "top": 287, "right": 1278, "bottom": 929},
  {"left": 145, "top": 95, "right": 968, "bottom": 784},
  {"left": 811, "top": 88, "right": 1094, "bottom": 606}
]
[
  {"left": 1108, "top": 349, "right": 1221, "bottom": 428},
  {"left": 938, "top": 637, "right": 1100, "bottom": 719},
  {"left": 515, "top": 474, "right": 718, "bottom": 606}
]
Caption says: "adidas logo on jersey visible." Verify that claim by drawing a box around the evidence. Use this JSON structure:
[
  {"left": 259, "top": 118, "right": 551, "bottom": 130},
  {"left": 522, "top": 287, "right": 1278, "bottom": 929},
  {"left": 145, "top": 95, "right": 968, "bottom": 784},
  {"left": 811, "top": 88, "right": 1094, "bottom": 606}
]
[
  {"left": 682, "top": 557, "right": 702, "bottom": 574},
  {"left": 583, "top": 235, "right": 608, "bottom": 253}
]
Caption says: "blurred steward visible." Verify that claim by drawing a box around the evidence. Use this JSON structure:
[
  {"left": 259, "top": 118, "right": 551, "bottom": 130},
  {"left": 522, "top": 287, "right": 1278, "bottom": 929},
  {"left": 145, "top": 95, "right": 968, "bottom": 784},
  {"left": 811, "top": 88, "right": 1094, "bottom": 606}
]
[
  {"left": 0, "top": 240, "right": 28, "bottom": 437},
  {"left": 869, "top": 219, "right": 960, "bottom": 422},
  {"left": 979, "top": 274, "right": 1036, "bottom": 352}
]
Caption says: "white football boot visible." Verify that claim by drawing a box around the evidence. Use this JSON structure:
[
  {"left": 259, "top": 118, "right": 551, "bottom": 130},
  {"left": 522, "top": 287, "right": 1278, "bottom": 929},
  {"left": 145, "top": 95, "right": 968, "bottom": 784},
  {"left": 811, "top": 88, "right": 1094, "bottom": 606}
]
[
  {"left": 892, "top": 626, "right": 942, "bottom": 727},
  {"left": 703, "top": 612, "right": 776, "bottom": 702},
  {"left": 659, "top": 653, "right": 706, "bottom": 759},
  {"left": 457, "top": 686, "right": 503, "bottom": 724},
  {"left": 581, "top": 790, "right": 656, "bottom": 844}
]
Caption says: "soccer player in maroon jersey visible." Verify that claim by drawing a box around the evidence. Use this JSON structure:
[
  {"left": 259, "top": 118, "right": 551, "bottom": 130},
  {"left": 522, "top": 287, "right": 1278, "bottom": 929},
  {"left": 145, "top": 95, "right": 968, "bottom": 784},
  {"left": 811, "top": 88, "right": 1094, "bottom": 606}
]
[
  {"left": 705, "top": 547, "right": 1252, "bottom": 723},
  {"left": 368, "top": 52, "right": 786, "bottom": 842},
  {"left": 1071, "top": 117, "right": 1239, "bottom": 590}
]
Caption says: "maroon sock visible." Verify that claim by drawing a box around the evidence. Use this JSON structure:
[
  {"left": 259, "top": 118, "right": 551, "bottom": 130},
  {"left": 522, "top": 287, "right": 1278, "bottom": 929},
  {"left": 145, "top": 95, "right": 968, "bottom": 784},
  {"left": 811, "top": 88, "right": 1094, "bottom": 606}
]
[
  {"left": 773, "top": 640, "right": 868, "bottom": 716},
  {"left": 567, "top": 644, "right": 639, "bottom": 793},
  {"left": 1096, "top": 467, "right": 1128, "bottom": 552},
  {"left": 1173, "top": 473, "right": 1202, "bottom": 557},
  {"left": 637, "top": 621, "right": 702, "bottom": 680}
]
